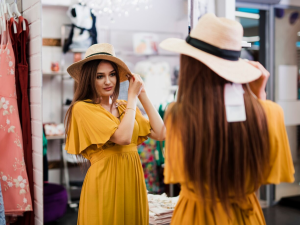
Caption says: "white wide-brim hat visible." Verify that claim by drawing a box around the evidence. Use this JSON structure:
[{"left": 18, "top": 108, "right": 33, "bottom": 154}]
[
  {"left": 160, "top": 13, "right": 262, "bottom": 84},
  {"left": 67, "top": 43, "right": 131, "bottom": 83}
]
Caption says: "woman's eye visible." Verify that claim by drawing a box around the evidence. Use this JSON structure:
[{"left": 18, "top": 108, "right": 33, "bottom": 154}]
[
  {"left": 110, "top": 73, "right": 116, "bottom": 77},
  {"left": 97, "top": 75, "right": 104, "bottom": 79}
]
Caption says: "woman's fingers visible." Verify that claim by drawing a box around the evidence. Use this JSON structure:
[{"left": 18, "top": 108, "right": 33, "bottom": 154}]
[
  {"left": 248, "top": 61, "right": 270, "bottom": 79},
  {"left": 247, "top": 61, "right": 270, "bottom": 100}
]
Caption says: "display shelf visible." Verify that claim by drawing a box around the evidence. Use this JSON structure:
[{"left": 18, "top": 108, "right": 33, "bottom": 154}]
[
  {"left": 43, "top": 71, "right": 68, "bottom": 76},
  {"left": 41, "top": 0, "right": 71, "bottom": 8},
  {"left": 68, "top": 48, "right": 88, "bottom": 53},
  {"left": 117, "top": 51, "right": 179, "bottom": 57},
  {"left": 48, "top": 160, "right": 86, "bottom": 170},
  {"left": 46, "top": 135, "right": 65, "bottom": 140}
]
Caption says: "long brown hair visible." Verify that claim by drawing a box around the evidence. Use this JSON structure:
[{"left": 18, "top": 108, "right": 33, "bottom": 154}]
[
  {"left": 166, "top": 55, "right": 270, "bottom": 213},
  {"left": 64, "top": 59, "right": 120, "bottom": 139}
]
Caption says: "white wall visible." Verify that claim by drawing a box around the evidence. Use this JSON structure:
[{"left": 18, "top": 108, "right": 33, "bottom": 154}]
[
  {"left": 274, "top": 8, "right": 300, "bottom": 200},
  {"left": 22, "top": 0, "right": 44, "bottom": 224},
  {"left": 279, "top": 0, "right": 300, "bottom": 7}
]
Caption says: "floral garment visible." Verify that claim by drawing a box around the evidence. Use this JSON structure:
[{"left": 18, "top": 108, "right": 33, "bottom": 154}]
[
  {"left": 138, "top": 138, "right": 161, "bottom": 193},
  {"left": 0, "top": 23, "right": 32, "bottom": 215}
]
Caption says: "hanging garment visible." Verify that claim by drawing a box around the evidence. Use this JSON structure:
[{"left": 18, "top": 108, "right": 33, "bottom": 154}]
[
  {"left": 0, "top": 183, "right": 5, "bottom": 225},
  {"left": 8, "top": 17, "right": 22, "bottom": 120},
  {"left": 63, "top": 4, "right": 97, "bottom": 53},
  {"left": 138, "top": 138, "right": 160, "bottom": 193},
  {"left": 43, "top": 132, "right": 48, "bottom": 182},
  {"left": 13, "top": 16, "right": 34, "bottom": 225},
  {"left": 0, "top": 21, "right": 32, "bottom": 216},
  {"left": 65, "top": 100, "right": 151, "bottom": 225}
]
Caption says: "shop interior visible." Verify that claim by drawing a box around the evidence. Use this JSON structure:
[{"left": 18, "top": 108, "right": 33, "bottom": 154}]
[{"left": 38, "top": 0, "right": 300, "bottom": 224}]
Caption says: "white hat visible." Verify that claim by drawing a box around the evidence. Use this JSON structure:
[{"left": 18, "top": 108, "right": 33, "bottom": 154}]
[{"left": 160, "top": 13, "right": 262, "bottom": 84}]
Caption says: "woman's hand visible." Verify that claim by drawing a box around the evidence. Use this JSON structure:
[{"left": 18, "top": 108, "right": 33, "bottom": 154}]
[
  {"left": 128, "top": 73, "right": 143, "bottom": 97},
  {"left": 248, "top": 61, "right": 270, "bottom": 100}
]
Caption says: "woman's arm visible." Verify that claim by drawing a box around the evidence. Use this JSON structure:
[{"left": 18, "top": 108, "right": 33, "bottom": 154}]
[
  {"left": 138, "top": 93, "right": 166, "bottom": 141},
  {"left": 110, "top": 77, "right": 142, "bottom": 145},
  {"left": 135, "top": 75, "right": 166, "bottom": 141}
]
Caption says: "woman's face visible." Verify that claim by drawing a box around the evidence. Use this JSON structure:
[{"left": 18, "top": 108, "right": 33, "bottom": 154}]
[{"left": 95, "top": 61, "right": 117, "bottom": 98}]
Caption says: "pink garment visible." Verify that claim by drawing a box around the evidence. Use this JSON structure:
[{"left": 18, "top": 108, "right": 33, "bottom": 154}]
[{"left": 0, "top": 22, "right": 32, "bottom": 215}]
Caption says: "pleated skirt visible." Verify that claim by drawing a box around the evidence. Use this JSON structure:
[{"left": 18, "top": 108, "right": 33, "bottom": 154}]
[{"left": 77, "top": 148, "right": 149, "bottom": 225}]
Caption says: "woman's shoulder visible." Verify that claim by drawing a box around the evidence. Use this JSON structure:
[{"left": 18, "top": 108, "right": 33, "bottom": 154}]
[
  {"left": 72, "top": 100, "right": 98, "bottom": 117},
  {"left": 116, "top": 99, "right": 127, "bottom": 105},
  {"left": 259, "top": 100, "right": 284, "bottom": 118}
]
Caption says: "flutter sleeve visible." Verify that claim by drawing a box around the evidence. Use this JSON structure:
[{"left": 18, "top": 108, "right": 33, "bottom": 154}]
[
  {"left": 164, "top": 104, "right": 187, "bottom": 184},
  {"left": 136, "top": 107, "right": 152, "bottom": 145},
  {"left": 65, "top": 101, "right": 118, "bottom": 155},
  {"left": 260, "top": 100, "right": 295, "bottom": 184}
]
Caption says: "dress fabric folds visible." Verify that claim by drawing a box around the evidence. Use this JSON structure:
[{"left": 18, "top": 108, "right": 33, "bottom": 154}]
[
  {"left": 0, "top": 21, "right": 32, "bottom": 216},
  {"left": 164, "top": 100, "right": 295, "bottom": 225},
  {"left": 65, "top": 100, "right": 151, "bottom": 225}
]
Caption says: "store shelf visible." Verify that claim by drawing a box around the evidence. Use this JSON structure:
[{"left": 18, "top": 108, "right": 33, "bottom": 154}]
[
  {"left": 48, "top": 160, "right": 84, "bottom": 170},
  {"left": 68, "top": 49, "right": 88, "bottom": 53},
  {"left": 41, "top": 0, "right": 71, "bottom": 8},
  {"left": 117, "top": 51, "right": 179, "bottom": 57},
  {"left": 46, "top": 135, "right": 65, "bottom": 140},
  {"left": 43, "top": 71, "right": 68, "bottom": 76}
]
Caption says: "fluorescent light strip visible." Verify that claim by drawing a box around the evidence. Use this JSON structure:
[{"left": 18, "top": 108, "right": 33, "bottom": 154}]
[
  {"left": 235, "top": 11, "right": 260, "bottom": 20},
  {"left": 243, "top": 36, "right": 260, "bottom": 42}
]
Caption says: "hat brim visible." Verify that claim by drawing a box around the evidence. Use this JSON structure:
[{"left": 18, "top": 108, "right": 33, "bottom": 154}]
[
  {"left": 159, "top": 38, "right": 262, "bottom": 84},
  {"left": 67, "top": 54, "right": 132, "bottom": 83}
]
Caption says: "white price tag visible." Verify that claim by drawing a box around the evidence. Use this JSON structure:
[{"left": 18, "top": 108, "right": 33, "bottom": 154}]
[{"left": 224, "top": 83, "right": 246, "bottom": 123}]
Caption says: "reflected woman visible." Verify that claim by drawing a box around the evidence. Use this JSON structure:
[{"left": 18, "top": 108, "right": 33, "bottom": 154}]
[
  {"left": 64, "top": 43, "right": 165, "bottom": 225},
  {"left": 161, "top": 14, "right": 295, "bottom": 225}
]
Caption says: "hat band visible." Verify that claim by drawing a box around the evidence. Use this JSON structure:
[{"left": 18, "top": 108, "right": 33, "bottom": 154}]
[
  {"left": 186, "top": 35, "right": 241, "bottom": 61},
  {"left": 86, "top": 52, "right": 113, "bottom": 58}
]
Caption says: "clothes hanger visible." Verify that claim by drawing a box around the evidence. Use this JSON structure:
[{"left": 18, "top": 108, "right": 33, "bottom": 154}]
[
  {"left": 0, "top": 0, "right": 2, "bottom": 34},
  {"left": 5, "top": 0, "right": 17, "bottom": 33},
  {"left": 10, "top": 0, "right": 26, "bottom": 31},
  {"left": 0, "top": 0, "right": 5, "bottom": 50},
  {"left": 0, "top": 0, "right": 6, "bottom": 32}
]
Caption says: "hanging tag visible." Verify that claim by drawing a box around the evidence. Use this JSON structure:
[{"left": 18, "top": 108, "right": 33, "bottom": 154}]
[
  {"left": 224, "top": 83, "right": 246, "bottom": 123},
  {"left": 13, "top": 22, "right": 17, "bottom": 34},
  {"left": 23, "top": 21, "right": 26, "bottom": 31}
]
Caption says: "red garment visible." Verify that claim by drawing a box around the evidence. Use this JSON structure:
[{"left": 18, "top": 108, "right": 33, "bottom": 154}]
[
  {"left": 10, "top": 17, "right": 35, "bottom": 225},
  {"left": 8, "top": 18, "right": 22, "bottom": 122}
]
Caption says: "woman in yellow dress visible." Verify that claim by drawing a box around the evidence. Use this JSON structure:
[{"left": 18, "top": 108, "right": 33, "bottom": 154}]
[
  {"left": 64, "top": 43, "right": 165, "bottom": 225},
  {"left": 160, "top": 14, "right": 295, "bottom": 224}
]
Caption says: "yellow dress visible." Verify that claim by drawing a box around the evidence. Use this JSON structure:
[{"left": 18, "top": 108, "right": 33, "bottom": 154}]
[
  {"left": 164, "top": 100, "right": 295, "bottom": 225},
  {"left": 65, "top": 100, "right": 151, "bottom": 225}
]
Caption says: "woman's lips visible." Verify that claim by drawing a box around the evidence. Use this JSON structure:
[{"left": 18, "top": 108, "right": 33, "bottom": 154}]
[{"left": 104, "top": 87, "right": 113, "bottom": 91}]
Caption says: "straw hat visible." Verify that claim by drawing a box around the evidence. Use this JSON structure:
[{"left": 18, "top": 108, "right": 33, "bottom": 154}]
[
  {"left": 159, "top": 13, "right": 262, "bottom": 84},
  {"left": 67, "top": 43, "right": 131, "bottom": 83}
]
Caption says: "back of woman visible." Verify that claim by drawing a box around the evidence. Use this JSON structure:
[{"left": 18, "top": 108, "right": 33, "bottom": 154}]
[{"left": 161, "top": 14, "right": 295, "bottom": 225}]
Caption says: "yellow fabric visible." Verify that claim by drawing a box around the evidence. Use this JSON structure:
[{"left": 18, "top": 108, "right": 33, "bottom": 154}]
[
  {"left": 65, "top": 100, "right": 151, "bottom": 225},
  {"left": 164, "top": 100, "right": 295, "bottom": 225}
]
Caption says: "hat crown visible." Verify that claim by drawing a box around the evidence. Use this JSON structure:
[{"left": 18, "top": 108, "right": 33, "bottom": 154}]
[
  {"left": 84, "top": 43, "right": 116, "bottom": 58},
  {"left": 190, "top": 13, "right": 243, "bottom": 51}
]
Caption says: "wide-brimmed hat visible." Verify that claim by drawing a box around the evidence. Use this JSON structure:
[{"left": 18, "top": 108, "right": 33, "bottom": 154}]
[
  {"left": 159, "top": 13, "right": 262, "bottom": 84},
  {"left": 67, "top": 43, "right": 131, "bottom": 83}
]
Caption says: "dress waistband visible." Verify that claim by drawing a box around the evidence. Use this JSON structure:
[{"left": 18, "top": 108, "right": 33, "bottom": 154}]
[
  {"left": 180, "top": 187, "right": 256, "bottom": 216},
  {"left": 89, "top": 144, "right": 137, "bottom": 165}
]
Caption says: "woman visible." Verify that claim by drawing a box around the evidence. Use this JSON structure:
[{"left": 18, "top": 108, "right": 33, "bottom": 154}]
[
  {"left": 160, "top": 14, "right": 295, "bottom": 224},
  {"left": 64, "top": 43, "right": 165, "bottom": 225}
]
